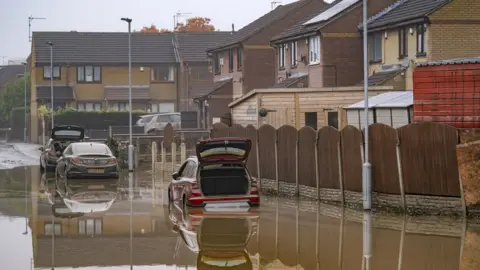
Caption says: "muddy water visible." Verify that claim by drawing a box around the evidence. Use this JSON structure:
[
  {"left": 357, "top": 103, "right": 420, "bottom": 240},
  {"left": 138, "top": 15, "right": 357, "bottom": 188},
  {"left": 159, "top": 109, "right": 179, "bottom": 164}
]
[{"left": 0, "top": 166, "right": 478, "bottom": 270}]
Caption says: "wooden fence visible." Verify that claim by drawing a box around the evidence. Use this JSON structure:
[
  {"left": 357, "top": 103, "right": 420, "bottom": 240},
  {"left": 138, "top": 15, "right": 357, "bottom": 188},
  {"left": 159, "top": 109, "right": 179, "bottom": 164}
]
[{"left": 211, "top": 122, "right": 461, "bottom": 198}]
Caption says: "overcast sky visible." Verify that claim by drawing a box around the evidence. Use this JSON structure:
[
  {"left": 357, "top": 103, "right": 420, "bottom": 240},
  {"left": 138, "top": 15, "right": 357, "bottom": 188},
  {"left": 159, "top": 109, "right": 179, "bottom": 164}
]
[{"left": 0, "top": 0, "right": 319, "bottom": 63}]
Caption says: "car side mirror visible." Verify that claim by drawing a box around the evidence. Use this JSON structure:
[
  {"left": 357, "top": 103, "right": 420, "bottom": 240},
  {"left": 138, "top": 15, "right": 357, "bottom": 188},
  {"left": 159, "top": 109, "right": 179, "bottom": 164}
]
[
  {"left": 172, "top": 172, "right": 179, "bottom": 180},
  {"left": 38, "top": 147, "right": 44, "bottom": 151}
]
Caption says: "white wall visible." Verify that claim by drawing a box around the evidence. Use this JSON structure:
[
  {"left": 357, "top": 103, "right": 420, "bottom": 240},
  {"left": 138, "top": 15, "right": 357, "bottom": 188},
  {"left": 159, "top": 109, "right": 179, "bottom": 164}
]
[{"left": 347, "top": 108, "right": 411, "bottom": 129}]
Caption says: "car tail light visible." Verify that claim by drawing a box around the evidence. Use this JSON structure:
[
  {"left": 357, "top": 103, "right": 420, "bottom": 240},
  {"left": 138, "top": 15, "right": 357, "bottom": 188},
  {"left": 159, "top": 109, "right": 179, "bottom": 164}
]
[
  {"left": 107, "top": 158, "right": 117, "bottom": 164},
  {"left": 191, "top": 182, "right": 201, "bottom": 197},
  {"left": 250, "top": 178, "right": 259, "bottom": 194},
  {"left": 71, "top": 158, "right": 83, "bottom": 164}
]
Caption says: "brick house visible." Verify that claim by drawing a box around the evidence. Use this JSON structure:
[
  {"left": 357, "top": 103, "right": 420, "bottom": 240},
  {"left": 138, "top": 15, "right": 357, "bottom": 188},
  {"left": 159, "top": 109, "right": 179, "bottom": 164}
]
[
  {"left": 206, "top": 0, "right": 332, "bottom": 101},
  {"left": 360, "top": 0, "right": 480, "bottom": 90},
  {"left": 270, "top": 0, "right": 397, "bottom": 88}
]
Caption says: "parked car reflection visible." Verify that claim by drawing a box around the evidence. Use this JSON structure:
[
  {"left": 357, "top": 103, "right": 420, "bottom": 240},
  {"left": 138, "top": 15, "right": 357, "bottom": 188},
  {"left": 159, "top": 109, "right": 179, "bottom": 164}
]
[{"left": 168, "top": 204, "right": 258, "bottom": 269}]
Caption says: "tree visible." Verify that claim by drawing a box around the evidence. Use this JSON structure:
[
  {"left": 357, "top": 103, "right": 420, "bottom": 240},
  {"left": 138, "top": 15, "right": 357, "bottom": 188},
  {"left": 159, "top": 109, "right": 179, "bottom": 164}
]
[
  {"left": 140, "top": 24, "right": 170, "bottom": 33},
  {"left": 0, "top": 74, "right": 30, "bottom": 125},
  {"left": 175, "top": 17, "right": 215, "bottom": 32}
]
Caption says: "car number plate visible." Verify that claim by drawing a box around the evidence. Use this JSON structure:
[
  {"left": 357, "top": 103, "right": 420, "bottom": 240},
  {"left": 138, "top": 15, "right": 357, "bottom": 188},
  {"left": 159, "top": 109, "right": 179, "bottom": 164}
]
[
  {"left": 88, "top": 185, "right": 105, "bottom": 189},
  {"left": 88, "top": 169, "right": 104, "bottom": 174}
]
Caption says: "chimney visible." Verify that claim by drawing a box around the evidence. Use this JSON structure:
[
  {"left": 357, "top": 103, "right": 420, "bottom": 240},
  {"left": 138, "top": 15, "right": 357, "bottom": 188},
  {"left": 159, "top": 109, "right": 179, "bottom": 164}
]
[{"left": 231, "top": 24, "right": 235, "bottom": 34}]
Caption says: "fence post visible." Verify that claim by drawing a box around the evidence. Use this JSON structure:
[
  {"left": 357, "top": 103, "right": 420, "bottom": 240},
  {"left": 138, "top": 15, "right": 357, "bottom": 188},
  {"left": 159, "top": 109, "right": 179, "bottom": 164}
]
[
  {"left": 109, "top": 126, "right": 112, "bottom": 137},
  {"left": 161, "top": 142, "right": 166, "bottom": 183},
  {"left": 315, "top": 136, "right": 320, "bottom": 200},
  {"left": 256, "top": 128, "right": 261, "bottom": 191},
  {"left": 396, "top": 140, "right": 406, "bottom": 212},
  {"left": 274, "top": 132, "right": 279, "bottom": 193},
  {"left": 337, "top": 141, "right": 345, "bottom": 205},
  {"left": 151, "top": 141, "right": 157, "bottom": 174},
  {"left": 171, "top": 142, "right": 177, "bottom": 174},
  {"left": 180, "top": 142, "right": 186, "bottom": 164},
  {"left": 135, "top": 138, "right": 140, "bottom": 169},
  {"left": 295, "top": 136, "right": 299, "bottom": 197}
]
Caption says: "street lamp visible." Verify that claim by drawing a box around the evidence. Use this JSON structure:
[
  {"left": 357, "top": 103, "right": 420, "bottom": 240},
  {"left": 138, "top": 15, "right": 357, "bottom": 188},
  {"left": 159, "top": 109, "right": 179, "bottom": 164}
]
[
  {"left": 362, "top": 0, "right": 372, "bottom": 210},
  {"left": 46, "top": 41, "right": 54, "bottom": 128},
  {"left": 121, "top": 17, "right": 134, "bottom": 172},
  {"left": 22, "top": 62, "right": 27, "bottom": 143}
]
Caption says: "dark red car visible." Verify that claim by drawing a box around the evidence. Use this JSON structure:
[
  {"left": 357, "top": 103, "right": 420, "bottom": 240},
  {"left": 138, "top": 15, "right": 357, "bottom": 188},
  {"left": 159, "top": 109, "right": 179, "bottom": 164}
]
[{"left": 167, "top": 137, "right": 260, "bottom": 209}]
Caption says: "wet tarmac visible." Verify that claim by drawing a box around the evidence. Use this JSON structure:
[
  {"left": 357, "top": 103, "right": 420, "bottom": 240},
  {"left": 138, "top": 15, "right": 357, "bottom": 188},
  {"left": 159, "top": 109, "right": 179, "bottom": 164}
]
[{"left": 0, "top": 165, "right": 479, "bottom": 270}]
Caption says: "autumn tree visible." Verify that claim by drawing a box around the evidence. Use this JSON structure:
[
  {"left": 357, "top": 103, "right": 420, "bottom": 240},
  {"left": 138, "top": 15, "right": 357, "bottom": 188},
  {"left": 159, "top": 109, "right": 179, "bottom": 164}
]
[
  {"left": 140, "top": 24, "right": 170, "bottom": 33},
  {"left": 175, "top": 17, "right": 215, "bottom": 32}
]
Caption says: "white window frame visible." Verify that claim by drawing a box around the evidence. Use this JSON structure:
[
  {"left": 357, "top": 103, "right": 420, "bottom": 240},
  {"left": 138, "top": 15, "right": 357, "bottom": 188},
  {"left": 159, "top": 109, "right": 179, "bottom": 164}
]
[
  {"left": 111, "top": 102, "right": 128, "bottom": 111},
  {"left": 151, "top": 102, "right": 175, "bottom": 113},
  {"left": 77, "top": 66, "right": 101, "bottom": 82},
  {"left": 43, "top": 66, "right": 60, "bottom": 79},
  {"left": 290, "top": 41, "right": 298, "bottom": 67},
  {"left": 78, "top": 102, "right": 102, "bottom": 111},
  {"left": 279, "top": 44, "right": 285, "bottom": 69},
  {"left": 151, "top": 66, "right": 175, "bottom": 82},
  {"left": 371, "top": 33, "right": 383, "bottom": 62},
  {"left": 78, "top": 219, "right": 102, "bottom": 236},
  {"left": 308, "top": 36, "right": 321, "bottom": 65},
  {"left": 44, "top": 223, "right": 61, "bottom": 236}
]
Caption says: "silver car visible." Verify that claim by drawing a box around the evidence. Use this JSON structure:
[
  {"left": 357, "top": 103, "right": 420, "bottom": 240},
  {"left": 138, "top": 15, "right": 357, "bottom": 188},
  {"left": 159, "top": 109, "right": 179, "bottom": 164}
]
[{"left": 144, "top": 112, "right": 181, "bottom": 134}]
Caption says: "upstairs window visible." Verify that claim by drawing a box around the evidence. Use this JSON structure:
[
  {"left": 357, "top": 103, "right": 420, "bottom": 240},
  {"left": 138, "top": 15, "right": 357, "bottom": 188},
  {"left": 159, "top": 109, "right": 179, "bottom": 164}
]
[
  {"left": 228, "top": 49, "right": 234, "bottom": 72},
  {"left": 398, "top": 28, "right": 408, "bottom": 58},
  {"left": 43, "top": 66, "right": 61, "bottom": 80},
  {"left": 151, "top": 66, "right": 174, "bottom": 82},
  {"left": 416, "top": 24, "right": 427, "bottom": 56},
  {"left": 309, "top": 36, "right": 320, "bottom": 64},
  {"left": 278, "top": 44, "right": 285, "bottom": 69},
  {"left": 371, "top": 32, "right": 383, "bottom": 62},
  {"left": 213, "top": 53, "right": 220, "bottom": 75},
  {"left": 191, "top": 66, "right": 208, "bottom": 81},
  {"left": 77, "top": 66, "right": 101, "bottom": 83},
  {"left": 237, "top": 48, "right": 243, "bottom": 71},
  {"left": 290, "top": 41, "right": 298, "bottom": 67}
]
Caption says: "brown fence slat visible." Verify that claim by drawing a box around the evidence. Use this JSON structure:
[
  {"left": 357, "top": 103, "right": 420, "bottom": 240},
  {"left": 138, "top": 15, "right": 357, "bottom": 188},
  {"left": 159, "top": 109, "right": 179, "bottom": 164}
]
[
  {"left": 258, "top": 124, "right": 276, "bottom": 181},
  {"left": 340, "top": 125, "right": 363, "bottom": 192},
  {"left": 317, "top": 126, "right": 341, "bottom": 189},
  {"left": 277, "top": 125, "right": 297, "bottom": 184},
  {"left": 278, "top": 208, "right": 297, "bottom": 266},
  {"left": 211, "top": 122, "right": 229, "bottom": 138},
  {"left": 245, "top": 125, "right": 258, "bottom": 178},
  {"left": 298, "top": 126, "right": 317, "bottom": 187},
  {"left": 368, "top": 124, "right": 401, "bottom": 195},
  {"left": 229, "top": 123, "right": 246, "bottom": 137},
  {"left": 258, "top": 211, "right": 277, "bottom": 262},
  {"left": 397, "top": 122, "right": 460, "bottom": 197}
]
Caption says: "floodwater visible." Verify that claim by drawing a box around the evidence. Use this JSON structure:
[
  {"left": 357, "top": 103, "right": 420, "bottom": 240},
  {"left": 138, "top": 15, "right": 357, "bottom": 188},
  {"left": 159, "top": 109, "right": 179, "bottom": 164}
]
[{"left": 0, "top": 165, "right": 478, "bottom": 270}]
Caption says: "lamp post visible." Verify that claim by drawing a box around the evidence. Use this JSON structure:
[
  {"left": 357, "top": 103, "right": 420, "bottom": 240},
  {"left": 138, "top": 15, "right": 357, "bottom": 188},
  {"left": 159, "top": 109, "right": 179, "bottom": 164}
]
[
  {"left": 362, "top": 0, "right": 372, "bottom": 211},
  {"left": 121, "top": 17, "right": 134, "bottom": 172},
  {"left": 46, "top": 41, "right": 54, "bottom": 128},
  {"left": 22, "top": 62, "right": 27, "bottom": 143}
]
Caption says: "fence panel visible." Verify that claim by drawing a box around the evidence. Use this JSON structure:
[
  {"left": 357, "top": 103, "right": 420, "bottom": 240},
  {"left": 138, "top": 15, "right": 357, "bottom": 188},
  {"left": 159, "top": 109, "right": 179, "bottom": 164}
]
[
  {"left": 368, "top": 124, "right": 401, "bottom": 194},
  {"left": 258, "top": 124, "right": 277, "bottom": 181},
  {"left": 298, "top": 126, "right": 317, "bottom": 187},
  {"left": 340, "top": 125, "right": 363, "bottom": 192},
  {"left": 317, "top": 126, "right": 341, "bottom": 189},
  {"left": 278, "top": 207, "right": 297, "bottom": 266},
  {"left": 276, "top": 125, "right": 297, "bottom": 184},
  {"left": 229, "top": 123, "right": 246, "bottom": 137},
  {"left": 210, "top": 123, "right": 229, "bottom": 138},
  {"left": 397, "top": 122, "right": 460, "bottom": 197},
  {"left": 245, "top": 125, "right": 258, "bottom": 178},
  {"left": 258, "top": 208, "right": 277, "bottom": 261}
]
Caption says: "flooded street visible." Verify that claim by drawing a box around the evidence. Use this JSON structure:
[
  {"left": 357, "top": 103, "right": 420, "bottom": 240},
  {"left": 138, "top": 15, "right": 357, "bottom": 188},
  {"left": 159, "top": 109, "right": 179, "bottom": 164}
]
[{"left": 0, "top": 165, "right": 478, "bottom": 269}]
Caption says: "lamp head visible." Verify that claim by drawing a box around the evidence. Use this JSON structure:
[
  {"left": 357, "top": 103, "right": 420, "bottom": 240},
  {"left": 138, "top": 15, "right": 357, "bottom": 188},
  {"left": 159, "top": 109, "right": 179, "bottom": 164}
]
[
  {"left": 46, "top": 41, "right": 53, "bottom": 46},
  {"left": 121, "top": 18, "right": 132, "bottom": 23}
]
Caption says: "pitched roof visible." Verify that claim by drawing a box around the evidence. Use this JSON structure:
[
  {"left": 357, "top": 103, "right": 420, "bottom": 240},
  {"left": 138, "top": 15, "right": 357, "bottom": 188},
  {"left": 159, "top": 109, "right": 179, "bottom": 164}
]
[
  {"left": 272, "top": 74, "right": 308, "bottom": 88},
  {"left": 104, "top": 86, "right": 151, "bottom": 100},
  {"left": 346, "top": 91, "right": 413, "bottom": 109},
  {"left": 357, "top": 68, "right": 405, "bottom": 86},
  {"left": 416, "top": 57, "right": 480, "bottom": 67},
  {"left": 0, "top": 65, "right": 25, "bottom": 90},
  {"left": 32, "top": 32, "right": 177, "bottom": 66},
  {"left": 361, "top": 0, "right": 451, "bottom": 31},
  {"left": 175, "top": 32, "right": 233, "bottom": 62},
  {"left": 194, "top": 77, "right": 233, "bottom": 99},
  {"left": 271, "top": 0, "right": 360, "bottom": 43},
  {"left": 36, "top": 86, "right": 74, "bottom": 100},
  {"left": 208, "top": 0, "right": 308, "bottom": 52}
]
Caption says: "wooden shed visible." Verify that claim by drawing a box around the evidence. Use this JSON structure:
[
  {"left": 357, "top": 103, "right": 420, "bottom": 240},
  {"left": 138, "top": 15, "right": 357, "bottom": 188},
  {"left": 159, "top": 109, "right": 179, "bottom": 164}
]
[
  {"left": 345, "top": 91, "right": 413, "bottom": 129},
  {"left": 228, "top": 86, "right": 393, "bottom": 129},
  {"left": 414, "top": 57, "right": 480, "bottom": 128}
]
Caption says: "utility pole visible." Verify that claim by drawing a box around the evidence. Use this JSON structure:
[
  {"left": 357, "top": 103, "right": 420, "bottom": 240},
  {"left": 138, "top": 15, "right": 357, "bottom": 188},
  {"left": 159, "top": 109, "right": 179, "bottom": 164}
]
[{"left": 28, "top": 16, "right": 46, "bottom": 42}]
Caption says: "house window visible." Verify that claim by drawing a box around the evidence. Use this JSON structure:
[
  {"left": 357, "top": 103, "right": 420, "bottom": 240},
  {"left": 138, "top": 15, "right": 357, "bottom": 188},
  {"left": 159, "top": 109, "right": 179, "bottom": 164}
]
[
  {"left": 151, "top": 66, "right": 174, "bottom": 82},
  {"left": 237, "top": 48, "right": 243, "bottom": 70},
  {"left": 309, "top": 36, "right": 321, "bottom": 64},
  {"left": 77, "top": 66, "right": 101, "bottom": 82},
  {"left": 44, "top": 223, "right": 61, "bottom": 236},
  {"left": 290, "top": 41, "right": 298, "bottom": 67},
  {"left": 398, "top": 28, "right": 408, "bottom": 58},
  {"left": 416, "top": 24, "right": 427, "bottom": 56},
  {"left": 213, "top": 53, "right": 220, "bottom": 75},
  {"left": 328, "top": 111, "right": 339, "bottom": 129},
  {"left": 305, "top": 112, "right": 317, "bottom": 130},
  {"left": 79, "top": 219, "right": 102, "bottom": 236},
  {"left": 77, "top": 102, "right": 102, "bottom": 111},
  {"left": 151, "top": 102, "right": 175, "bottom": 113},
  {"left": 371, "top": 33, "right": 383, "bottom": 62},
  {"left": 43, "top": 66, "right": 61, "bottom": 80},
  {"left": 228, "top": 49, "right": 234, "bottom": 72},
  {"left": 279, "top": 44, "right": 285, "bottom": 69},
  {"left": 111, "top": 102, "right": 128, "bottom": 111}
]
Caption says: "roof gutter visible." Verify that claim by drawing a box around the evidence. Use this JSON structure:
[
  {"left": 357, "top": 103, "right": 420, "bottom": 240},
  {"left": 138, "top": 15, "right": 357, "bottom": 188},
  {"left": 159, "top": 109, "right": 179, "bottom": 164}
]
[
  {"left": 206, "top": 42, "right": 241, "bottom": 54},
  {"left": 359, "top": 17, "right": 428, "bottom": 33},
  {"left": 271, "top": 30, "right": 319, "bottom": 45}
]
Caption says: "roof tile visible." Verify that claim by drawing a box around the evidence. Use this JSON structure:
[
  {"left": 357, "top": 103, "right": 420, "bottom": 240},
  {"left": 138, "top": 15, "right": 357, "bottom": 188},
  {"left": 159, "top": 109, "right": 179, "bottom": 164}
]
[
  {"left": 357, "top": 68, "right": 404, "bottom": 86},
  {"left": 175, "top": 32, "right": 233, "bottom": 62},
  {"left": 272, "top": 74, "right": 308, "bottom": 88}
]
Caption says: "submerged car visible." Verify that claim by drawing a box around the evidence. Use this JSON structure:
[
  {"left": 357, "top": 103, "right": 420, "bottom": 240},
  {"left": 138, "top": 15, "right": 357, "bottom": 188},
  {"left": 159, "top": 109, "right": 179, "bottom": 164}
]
[
  {"left": 55, "top": 142, "right": 119, "bottom": 180},
  {"left": 40, "top": 125, "right": 85, "bottom": 173},
  {"left": 167, "top": 137, "right": 260, "bottom": 209}
]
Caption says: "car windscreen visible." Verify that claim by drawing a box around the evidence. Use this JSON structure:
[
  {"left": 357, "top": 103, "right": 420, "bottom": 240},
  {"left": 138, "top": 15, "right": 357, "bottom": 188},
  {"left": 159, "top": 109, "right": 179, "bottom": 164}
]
[
  {"left": 73, "top": 144, "right": 112, "bottom": 155},
  {"left": 54, "top": 130, "right": 82, "bottom": 137},
  {"left": 169, "top": 114, "right": 181, "bottom": 122}
]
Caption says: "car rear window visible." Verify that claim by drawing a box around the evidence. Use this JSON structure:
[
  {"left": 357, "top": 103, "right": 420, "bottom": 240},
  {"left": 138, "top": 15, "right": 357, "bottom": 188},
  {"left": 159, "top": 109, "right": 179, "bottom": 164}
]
[
  {"left": 54, "top": 130, "right": 82, "bottom": 137},
  {"left": 199, "top": 147, "right": 246, "bottom": 158},
  {"left": 73, "top": 144, "right": 112, "bottom": 155}
]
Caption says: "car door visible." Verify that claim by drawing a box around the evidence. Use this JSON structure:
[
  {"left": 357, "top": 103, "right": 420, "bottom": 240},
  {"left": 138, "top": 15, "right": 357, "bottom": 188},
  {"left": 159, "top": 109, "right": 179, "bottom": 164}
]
[{"left": 172, "top": 161, "right": 189, "bottom": 201}]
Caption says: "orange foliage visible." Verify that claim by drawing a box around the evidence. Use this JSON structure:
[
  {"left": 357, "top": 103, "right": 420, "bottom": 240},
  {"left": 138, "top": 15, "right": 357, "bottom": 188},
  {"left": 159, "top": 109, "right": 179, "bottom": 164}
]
[
  {"left": 175, "top": 17, "right": 215, "bottom": 32},
  {"left": 140, "top": 24, "right": 170, "bottom": 33}
]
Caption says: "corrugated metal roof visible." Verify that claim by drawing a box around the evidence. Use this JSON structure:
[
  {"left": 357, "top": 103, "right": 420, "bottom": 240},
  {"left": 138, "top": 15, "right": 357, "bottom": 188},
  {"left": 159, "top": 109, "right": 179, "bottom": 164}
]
[
  {"left": 416, "top": 57, "right": 480, "bottom": 67},
  {"left": 345, "top": 91, "right": 413, "bottom": 109}
]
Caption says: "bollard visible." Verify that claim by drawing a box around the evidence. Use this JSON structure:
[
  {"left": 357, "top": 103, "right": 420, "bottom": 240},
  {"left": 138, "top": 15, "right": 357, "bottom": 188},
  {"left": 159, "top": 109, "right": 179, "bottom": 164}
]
[
  {"left": 180, "top": 142, "right": 186, "bottom": 164},
  {"left": 151, "top": 141, "right": 157, "bottom": 174},
  {"left": 160, "top": 142, "right": 166, "bottom": 183},
  {"left": 171, "top": 142, "right": 177, "bottom": 174}
]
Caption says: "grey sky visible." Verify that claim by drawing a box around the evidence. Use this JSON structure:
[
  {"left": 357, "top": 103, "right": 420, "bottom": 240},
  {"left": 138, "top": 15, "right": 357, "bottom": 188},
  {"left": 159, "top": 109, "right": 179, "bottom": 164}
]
[{"left": 1, "top": 0, "right": 311, "bottom": 62}]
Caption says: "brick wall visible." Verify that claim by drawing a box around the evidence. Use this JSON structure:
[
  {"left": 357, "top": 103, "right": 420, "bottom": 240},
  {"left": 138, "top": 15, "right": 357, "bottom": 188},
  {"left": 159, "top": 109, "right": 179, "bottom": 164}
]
[{"left": 243, "top": 47, "right": 276, "bottom": 94}]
